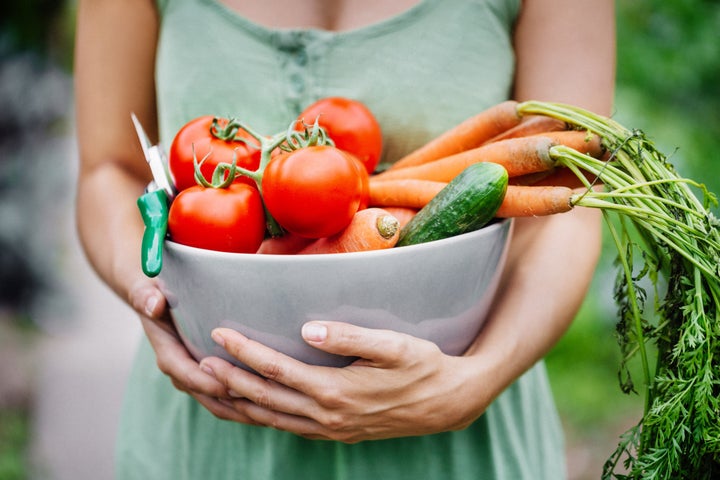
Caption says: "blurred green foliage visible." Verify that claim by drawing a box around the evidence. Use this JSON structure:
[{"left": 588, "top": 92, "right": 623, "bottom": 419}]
[
  {"left": 1, "top": 0, "right": 718, "bottom": 478},
  {"left": 0, "top": 410, "right": 31, "bottom": 480},
  {"left": 0, "top": 0, "right": 76, "bottom": 68},
  {"left": 613, "top": 0, "right": 720, "bottom": 205}
]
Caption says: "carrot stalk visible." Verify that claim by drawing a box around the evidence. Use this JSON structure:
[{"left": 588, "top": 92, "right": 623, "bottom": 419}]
[
  {"left": 483, "top": 115, "right": 567, "bottom": 144},
  {"left": 298, "top": 208, "right": 400, "bottom": 254},
  {"left": 387, "top": 100, "right": 521, "bottom": 170},
  {"left": 495, "top": 185, "right": 574, "bottom": 217},
  {"left": 368, "top": 179, "right": 446, "bottom": 209}
]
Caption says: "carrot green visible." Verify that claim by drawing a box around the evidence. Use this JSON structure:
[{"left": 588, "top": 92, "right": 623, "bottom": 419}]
[{"left": 518, "top": 101, "right": 720, "bottom": 479}]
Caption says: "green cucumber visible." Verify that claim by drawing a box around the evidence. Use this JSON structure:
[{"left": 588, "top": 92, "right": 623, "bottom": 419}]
[{"left": 396, "top": 162, "right": 508, "bottom": 246}]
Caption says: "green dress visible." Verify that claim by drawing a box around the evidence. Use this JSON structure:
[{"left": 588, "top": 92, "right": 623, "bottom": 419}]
[{"left": 116, "top": 0, "right": 568, "bottom": 478}]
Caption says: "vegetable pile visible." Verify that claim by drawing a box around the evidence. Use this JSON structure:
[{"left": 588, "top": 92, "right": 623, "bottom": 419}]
[
  {"left": 144, "top": 97, "right": 720, "bottom": 478},
  {"left": 162, "top": 96, "right": 514, "bottom": 258}
]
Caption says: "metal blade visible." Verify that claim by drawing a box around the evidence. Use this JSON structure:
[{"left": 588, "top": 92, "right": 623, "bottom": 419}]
[{"left": 131, "top": 113, "right": 176, "bottom": 200}]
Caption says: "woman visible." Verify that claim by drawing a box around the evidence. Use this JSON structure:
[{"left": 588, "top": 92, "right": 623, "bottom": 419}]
[{"left": 74, "top": 0, "right": 615, "bottom": 478}]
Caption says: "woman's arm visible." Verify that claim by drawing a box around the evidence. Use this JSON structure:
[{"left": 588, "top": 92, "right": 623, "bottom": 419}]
[
  {"left": 461, "top": 0, "right": 616, "bottom": 404},
  {"left": 75, "top": 0, "right": 158, "bottom": 297},
  {"left": 74, "top": 0, "right": 241, "bottom": 414}
]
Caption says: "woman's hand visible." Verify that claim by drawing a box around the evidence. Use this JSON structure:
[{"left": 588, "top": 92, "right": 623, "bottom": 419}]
[
  {"left": 127, "top": 278, "right": 263, "bottom": 425},
  {"left": 198, "top": 322, "right": 496, "bottom": 443}
]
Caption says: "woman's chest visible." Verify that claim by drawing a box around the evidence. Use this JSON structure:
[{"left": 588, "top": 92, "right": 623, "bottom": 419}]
[{"left": 218, "top": 0, "right": 423, "bottom": 31}]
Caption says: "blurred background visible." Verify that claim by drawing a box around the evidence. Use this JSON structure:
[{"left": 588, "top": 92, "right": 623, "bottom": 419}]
[{"left": 0, "top": 1, "right": 718, "bottom": 479}]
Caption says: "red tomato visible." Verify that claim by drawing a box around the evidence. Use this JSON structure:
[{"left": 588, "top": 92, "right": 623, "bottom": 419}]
[
  {"left": 298, "top": 97, "right": 383, "bottom": 174},
  {"left": 168, "top": 115, "right": 261, "bottom": 192},
  {"left": 261, "top": 146, "right": 368, "bottom": 238},
  {"left": 167, "top": 183, "right": 266, "bottom": 253}
]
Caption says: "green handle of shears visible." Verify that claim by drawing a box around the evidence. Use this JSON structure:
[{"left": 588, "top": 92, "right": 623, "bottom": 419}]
[{"left": 137, "top": 189, "right": 169, "bottom": 277}]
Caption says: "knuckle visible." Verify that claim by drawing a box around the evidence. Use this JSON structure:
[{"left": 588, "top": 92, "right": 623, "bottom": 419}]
[
  {"left": 251, "top": 387, "right": 275, "bottom": 410},
  {"left": 155, "top": 356, "right": 172, "bottom": 376},
  {"left": 338, "top": 434, "right": 362, "bottom": 445},
  {"left": 384, "top": 334, "right": 411, "bottom": 360},
  {"left": 319, "top": 411, "right": 347, "bottom": 431},
  {"left": 315, "top": 386, "right": 346, "bottom": 409},
  {"left": 182, "top": 369, "right": 197, "bottom": 389},
  {"left": 256, "top": 360, "right": 283, "bottom": 381},
  {"left": 209, "top": 406, "right": 232, "bottom": 421},
  {"left": 266, "top": 413, "right": 285, "bottom": 431},
  {"left": 170, "top": 379, "right": 188, "bottom": 393}
]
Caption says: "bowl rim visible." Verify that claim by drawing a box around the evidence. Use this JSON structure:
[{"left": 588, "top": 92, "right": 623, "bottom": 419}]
[{"left": 163, "top": 218, "right": 512, "bottom": 263}]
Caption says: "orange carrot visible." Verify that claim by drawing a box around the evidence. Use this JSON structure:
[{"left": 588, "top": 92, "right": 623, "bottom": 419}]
[
  {"left": 482, "top": 115, "right": 567, "bottom": 144},
  {"left": 256, "top": 232, "right": 313, "bottom": 254},
  {"left": 298, "top": 208, "right": 400, "bottom": 254},
  {"left": 368, "top": 178, "right": 446, "bottom": 209},
  {"left": 387, "top": 100, "right": 521, "bottom": 170},
  {"left": 495, "top": 185, "right": 574, "bottom": 217},
  {"left": 527, "top": 166, "right": 603, "bottom": 189},
  {"left": 380, "top": 207, "right": 418, "bottom": 228},
  {"left": 376, "top": 131, "right": 604, "bottom": 183},
  {"left": 509, "top": 169, "right": 556, "bottom": 186},
  {"left": 375, "top": 135, "right": 556, "bottom": 182},
  {"left": 536, "top": 130, "right": 605, "bottom": 158}
]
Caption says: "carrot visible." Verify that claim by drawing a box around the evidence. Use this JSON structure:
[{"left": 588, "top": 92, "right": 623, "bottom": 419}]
[
  {"left": 483, "top": 115, "right": 567, "bottom": 144},
  {"left": 527, "top": 166, "right": 603, "bottom": 189},
  {"left": 509, "top": 169, "right": 557, "bottom": 186},
  {"left": 298, "top": 208, "right": 400, "bottom": 254},
  {"left": 495, "top": 185, "right": 574, "bottom": 217},
  {"left": 387, "top": 100, "right": 521, "bottom": 170},
  {"left": 256, "top": 232, "right": 313, "bottom": 254},
  {"left": 536, "top": 130, "right": 605, "bottom": 158},
  {"left": 375, "top": 135, "right": 556, "bottom": 182},
  {"left": 368, "top": 178, "right": 446, "bottom": 209},
  {"left": 380, "top": 207, "right": 418, "bottom": 228}
]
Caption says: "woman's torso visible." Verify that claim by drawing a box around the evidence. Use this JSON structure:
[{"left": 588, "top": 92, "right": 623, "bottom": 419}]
[
  {"left": 154, "top": 0, "right": 518, "bottom": 167},
  {"left": 116, "top": 1, "right": 568, "bottom": 478}
]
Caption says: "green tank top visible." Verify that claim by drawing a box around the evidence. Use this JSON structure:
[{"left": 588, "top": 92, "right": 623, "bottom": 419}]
[{"left": 116, "top": 1, "right": 567, "bottom": 478}]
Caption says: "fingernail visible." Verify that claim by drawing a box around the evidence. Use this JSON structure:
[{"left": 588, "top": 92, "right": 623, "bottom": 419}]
[
  {"left": 228, "top": 389, "right": 243, "bottom": 398},
  {"left": 211, "top": 329, "right": 225, "bottom": 347},
  {"left": 302, "top": 322, "right": 327, "bottom": 342},
  {"left": 200, "top": 364, "right": 215, "bottom": 377},
  {"left": 144, "top": 296, "right": 159, "bottom": 317}
]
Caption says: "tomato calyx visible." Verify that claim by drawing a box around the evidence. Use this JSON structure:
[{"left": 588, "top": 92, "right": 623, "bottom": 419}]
[
  {"left": 209, "top": 117, "right": 261, "bottom": 150},
  {"left": 211, "top": 118, "right": 332, "bottom": 188},
  {"left": 193, "top": 148, "right": 238, "bottom": 189},
  {"left": 280, "top": 118, "right": 335, "bottom": 153}
]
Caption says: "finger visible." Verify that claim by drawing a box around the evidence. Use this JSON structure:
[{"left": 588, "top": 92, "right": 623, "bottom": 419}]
[
  {"left": 140, "top": 316, "right": 229, "bottom": 398},
  {"left": 301, "top": 321, "right": 439, "bottom": 367},
  {"left": 128, "top": 278, "right": 167, "bottom": 320},
  {"left": 238, "top": 400, "right": 331, "bottom": 440},
  {"left": 209, "top": 328, "right": 323, "bottom": 393},
  {"left": 191, "top": 392, "right": 262, "bottom": 425},
  {"left": 199, "top": 355, "right": 320, "bottom": 418}
]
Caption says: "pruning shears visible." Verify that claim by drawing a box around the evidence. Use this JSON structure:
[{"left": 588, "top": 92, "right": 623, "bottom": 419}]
[{"left": 131, "top": 113, "right": 176, "bottom": 277}]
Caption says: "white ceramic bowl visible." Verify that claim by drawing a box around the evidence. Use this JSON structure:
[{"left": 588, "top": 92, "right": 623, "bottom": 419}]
[{"left": 159, "top": 219, "right": 513, "bottom": 370}]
